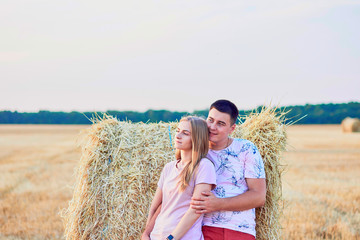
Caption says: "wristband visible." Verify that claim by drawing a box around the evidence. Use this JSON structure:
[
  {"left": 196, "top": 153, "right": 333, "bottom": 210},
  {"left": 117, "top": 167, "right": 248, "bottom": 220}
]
[{"left": 166, "top": 234, "right": 175, "bottom": 240}]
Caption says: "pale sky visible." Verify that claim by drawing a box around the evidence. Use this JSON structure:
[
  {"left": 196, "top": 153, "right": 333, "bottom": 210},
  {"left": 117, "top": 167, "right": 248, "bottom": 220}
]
[{"left": 1, "top": 0, "right": 359, "bottom": 112}]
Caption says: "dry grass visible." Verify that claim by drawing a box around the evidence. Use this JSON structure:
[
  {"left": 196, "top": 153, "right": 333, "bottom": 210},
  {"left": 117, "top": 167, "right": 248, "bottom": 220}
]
[
  {"left": 0, "top": 125, "right": 84, "bottom": 240},
  {"left": 233, "top": 107, "right": 287, "bottom": 240},
  {"left": 341, "top": 117, "right": 360, "bottom": 133},
  {"left": 281, "top": 125, "right": 360, "bottom": 239},
  {"left": 61, "top": 119, "right": 178, "bottom": 240},
  {"left": 0, "top": 124, "right": 359, "bottom": 239}
]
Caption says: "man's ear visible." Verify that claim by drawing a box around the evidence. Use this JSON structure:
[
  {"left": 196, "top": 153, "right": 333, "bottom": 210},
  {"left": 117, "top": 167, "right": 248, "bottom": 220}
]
[{"left": 229, "top": 123, "right": 236, "bottom": 134}]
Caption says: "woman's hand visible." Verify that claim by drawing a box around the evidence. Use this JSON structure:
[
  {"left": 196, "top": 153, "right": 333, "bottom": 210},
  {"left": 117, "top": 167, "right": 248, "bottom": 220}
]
[{"left": 141, "top": 232, "right": 151, "bottom": 240}]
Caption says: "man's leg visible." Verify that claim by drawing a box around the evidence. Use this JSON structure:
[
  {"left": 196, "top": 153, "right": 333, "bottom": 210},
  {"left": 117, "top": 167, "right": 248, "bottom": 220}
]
[
  {"left": 224, "top": 228, "right": 255, "bottom": 240},
  {"left": 202, "top": 226, "right": 224, "bottom": 240}
]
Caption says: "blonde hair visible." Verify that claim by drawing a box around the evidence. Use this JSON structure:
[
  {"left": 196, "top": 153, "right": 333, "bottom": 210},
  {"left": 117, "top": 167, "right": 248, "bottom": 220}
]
[{"left": 175, "top": 116, "right": 209, "bottom": 191}]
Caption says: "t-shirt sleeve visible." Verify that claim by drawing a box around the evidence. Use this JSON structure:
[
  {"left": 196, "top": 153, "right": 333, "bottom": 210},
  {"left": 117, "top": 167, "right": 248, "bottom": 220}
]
[
  {"left": 195, "top": 158, "right": 217, "bottom": 187},
  {"left": 244, "top": 141, "right": 266, "bottom": 179},
  {"left": 157, "top": 163, "right": 169, "bottom": 189}
]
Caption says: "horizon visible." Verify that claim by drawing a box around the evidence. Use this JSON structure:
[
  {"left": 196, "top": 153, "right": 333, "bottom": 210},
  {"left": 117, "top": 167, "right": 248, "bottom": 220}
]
[{"left": 1, "top": 100, "right": 358, "bottom": 113}]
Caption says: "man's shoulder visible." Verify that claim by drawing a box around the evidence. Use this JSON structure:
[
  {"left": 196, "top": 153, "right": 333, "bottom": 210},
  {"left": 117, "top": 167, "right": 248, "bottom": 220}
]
[{"left": 232, "top": 138, "right": 256, "bottom": 148}]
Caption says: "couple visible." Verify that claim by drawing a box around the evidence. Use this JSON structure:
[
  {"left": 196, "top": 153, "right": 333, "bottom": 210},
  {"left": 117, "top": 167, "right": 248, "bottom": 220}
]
[{"left": 142, "top": 100, "right": 266, "bottom": 240}]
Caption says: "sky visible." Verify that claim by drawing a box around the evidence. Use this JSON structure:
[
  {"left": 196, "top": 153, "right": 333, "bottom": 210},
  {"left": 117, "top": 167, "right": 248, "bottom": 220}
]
[{"left": 1, "top": 0, "right": 359, "bottom": 112}]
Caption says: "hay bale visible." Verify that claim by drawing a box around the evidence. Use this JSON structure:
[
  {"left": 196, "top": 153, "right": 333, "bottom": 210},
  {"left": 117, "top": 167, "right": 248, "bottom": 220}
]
[
  {"left": 61, "top": 117, "right": 177, "bottom": 239},
  {"left": 341, "top": 117, "right": 360, "bottom": 133},
  {"left": 232, "top": 107, "right": 288, "bottom": 240},
  {"left": 62, "top": 108, "right": 287, "bottom": 240}
]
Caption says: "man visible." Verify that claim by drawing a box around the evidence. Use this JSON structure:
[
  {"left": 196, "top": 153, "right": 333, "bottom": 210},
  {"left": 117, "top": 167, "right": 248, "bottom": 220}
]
[
  {"left": 142, "top": 99, "right": 266, "bottom": 240},
  {"left": 190, "top": 99, "right": 266, "bottom": 240}
]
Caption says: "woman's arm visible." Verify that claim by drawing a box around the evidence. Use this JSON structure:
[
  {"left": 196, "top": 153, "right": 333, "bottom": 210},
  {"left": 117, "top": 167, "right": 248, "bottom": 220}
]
[
  {"left": 141, "top": 187, "right": 163, "bottom": 239},
  {"left": 168, "top": 183, "right": 213, "bottom": 240}
]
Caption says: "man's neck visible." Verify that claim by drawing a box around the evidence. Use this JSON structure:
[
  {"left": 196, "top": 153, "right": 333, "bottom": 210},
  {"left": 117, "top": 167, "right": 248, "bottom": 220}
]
[{"left": 209, "top": 137, "right": 232, "bottom": 151}]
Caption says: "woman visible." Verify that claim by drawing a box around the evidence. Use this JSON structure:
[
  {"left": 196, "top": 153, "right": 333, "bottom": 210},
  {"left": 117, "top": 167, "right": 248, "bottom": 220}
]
[{"left": 142, "top": 116, "right": 216, "bottom": 240}]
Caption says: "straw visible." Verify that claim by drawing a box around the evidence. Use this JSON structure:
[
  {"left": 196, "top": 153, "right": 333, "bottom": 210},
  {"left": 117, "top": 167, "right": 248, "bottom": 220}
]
[
  {"left": 62, "top": 107, "right": 288, "bottom": 240},
  {"left": 232, "top": 106, "right": 288, "bottom": 240}
]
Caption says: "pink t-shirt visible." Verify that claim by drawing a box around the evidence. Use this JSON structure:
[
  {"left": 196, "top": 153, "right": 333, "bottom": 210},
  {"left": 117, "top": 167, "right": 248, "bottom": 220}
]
[{"left": 150, "top": 158, "right": 216, "bottom": 240}]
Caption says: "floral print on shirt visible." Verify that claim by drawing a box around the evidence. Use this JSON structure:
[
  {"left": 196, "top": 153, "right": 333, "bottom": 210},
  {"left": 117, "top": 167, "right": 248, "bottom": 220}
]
[{"left": 203, "top": 139, "right": 266, "bottom": 237}]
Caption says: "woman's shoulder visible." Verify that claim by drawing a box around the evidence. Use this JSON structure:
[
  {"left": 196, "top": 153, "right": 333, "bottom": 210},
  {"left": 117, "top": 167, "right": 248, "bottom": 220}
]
[
  {"left": 164, "top": 159, "right": 177, "bottom": 166},
  {"left": 198, "top": 157, "right": 215, "bottom": 168},
  {"left": 196, "top": 158, "right": 217, "bottom": 181},
  {"left": 163, "top": 159, "right": 177, "bottom": 170}
]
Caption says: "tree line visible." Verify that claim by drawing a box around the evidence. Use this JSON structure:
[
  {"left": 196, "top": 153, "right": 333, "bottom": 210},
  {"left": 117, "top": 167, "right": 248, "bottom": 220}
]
[{"left": 0, "top": 102, "right": 359, "bottom": 125}]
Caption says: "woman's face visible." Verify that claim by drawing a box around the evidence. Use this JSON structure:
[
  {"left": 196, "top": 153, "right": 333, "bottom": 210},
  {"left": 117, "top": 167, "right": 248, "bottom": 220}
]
[{"left": 174, "top": 121, "right": 192, "bottom": 151}]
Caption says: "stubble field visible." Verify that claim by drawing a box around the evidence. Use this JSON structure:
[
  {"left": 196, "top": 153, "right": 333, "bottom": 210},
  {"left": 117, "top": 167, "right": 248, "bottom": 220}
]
[{"left": 0, "top": 124, "right": 359, "bottom": 240}]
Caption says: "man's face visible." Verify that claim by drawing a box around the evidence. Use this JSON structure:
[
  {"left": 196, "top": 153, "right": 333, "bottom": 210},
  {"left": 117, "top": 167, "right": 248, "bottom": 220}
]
[{"left": 206, "top": 108, "right": 235, "bottom": 144}]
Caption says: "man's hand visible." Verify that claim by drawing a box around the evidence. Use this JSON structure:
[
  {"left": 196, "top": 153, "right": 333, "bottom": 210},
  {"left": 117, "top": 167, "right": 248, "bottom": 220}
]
[
  {"left": 190, "top": 191, "right": 222, "bottom": 214},
  {"left": 141, "top": 232, "right": 150, "bottom": 240}
]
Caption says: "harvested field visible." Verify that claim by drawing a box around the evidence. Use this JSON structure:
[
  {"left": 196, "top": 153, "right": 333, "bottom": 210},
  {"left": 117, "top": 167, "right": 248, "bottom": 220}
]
[
  {"left": 0, "top": 125, "right": 84, "bottom": 240},
  {"left": 0, "top": 124, "right": 359, "bottom": 239},
  {"left": 281, "top": 125, "right": 360, "bottom": 239}
]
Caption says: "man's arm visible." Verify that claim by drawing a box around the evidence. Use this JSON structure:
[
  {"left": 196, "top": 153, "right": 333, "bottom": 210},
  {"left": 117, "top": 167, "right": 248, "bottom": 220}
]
[{"left": 191, "top": 178, "right": 266, "bottom": 214}]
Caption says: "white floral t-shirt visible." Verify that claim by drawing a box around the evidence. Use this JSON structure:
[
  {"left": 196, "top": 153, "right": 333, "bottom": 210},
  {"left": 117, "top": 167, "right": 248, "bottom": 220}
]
[{"left": 202, "top": 138, "right": 266, "bottom": 237}]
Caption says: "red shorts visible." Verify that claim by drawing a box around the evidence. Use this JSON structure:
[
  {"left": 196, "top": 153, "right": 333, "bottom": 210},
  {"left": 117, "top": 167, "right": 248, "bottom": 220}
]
[{"left": 202, "top": 226, "right": 256, "bottom": 240}]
